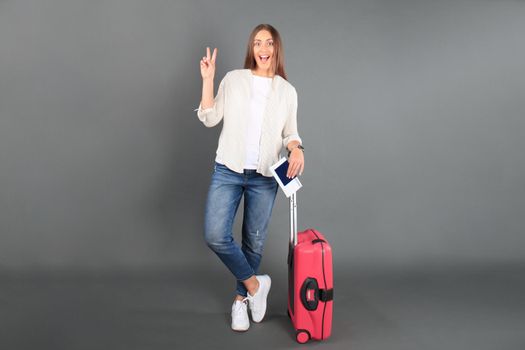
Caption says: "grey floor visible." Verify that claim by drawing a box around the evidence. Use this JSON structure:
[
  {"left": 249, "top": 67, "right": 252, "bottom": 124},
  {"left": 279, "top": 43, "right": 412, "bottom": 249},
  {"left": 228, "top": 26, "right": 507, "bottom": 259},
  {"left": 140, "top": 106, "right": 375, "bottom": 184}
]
[{"left": 1, "top": 265, "right": 524, "bottom": 350}]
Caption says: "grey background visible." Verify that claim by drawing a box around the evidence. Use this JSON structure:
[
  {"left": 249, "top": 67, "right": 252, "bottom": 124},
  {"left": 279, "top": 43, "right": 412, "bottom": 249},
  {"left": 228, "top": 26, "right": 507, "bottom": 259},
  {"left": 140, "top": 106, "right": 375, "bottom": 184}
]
[
  {"left": 1, "top": 0, "right": 524, "bottom": 271},
  {"left": 2, "top": 1, "right": 525, "bottom": 349}
]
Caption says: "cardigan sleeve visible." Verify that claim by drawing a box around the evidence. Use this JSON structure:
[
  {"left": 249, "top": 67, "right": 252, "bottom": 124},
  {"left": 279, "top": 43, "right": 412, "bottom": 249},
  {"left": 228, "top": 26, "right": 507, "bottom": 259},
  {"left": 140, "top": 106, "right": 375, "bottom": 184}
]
[
  {"left": 194, "top": 73, "right": 227, "bottom": 128},
  {"left": 282, "top": 87, "right": 302, "bottom": 147}
]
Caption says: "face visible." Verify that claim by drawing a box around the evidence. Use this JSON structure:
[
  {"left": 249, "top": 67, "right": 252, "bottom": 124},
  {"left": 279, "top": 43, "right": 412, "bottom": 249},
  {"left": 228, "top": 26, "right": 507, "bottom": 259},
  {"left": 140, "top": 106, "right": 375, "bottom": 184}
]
[{"left": 253, "top": 30, "right": 274, "bottom": 74}]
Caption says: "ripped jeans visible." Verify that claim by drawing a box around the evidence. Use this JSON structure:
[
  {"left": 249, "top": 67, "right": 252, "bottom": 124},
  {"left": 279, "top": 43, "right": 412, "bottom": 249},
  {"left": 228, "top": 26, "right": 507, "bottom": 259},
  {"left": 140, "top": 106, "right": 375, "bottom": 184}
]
[{"left": 204, "top": 162, "right": 278, "bottom": 297}]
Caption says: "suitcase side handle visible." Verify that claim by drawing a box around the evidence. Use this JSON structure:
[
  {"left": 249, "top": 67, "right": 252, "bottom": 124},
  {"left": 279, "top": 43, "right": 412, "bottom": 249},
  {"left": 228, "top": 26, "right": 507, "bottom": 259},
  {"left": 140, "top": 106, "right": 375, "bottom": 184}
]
[
  {"left": 300, "top": 277, "right": 319, "bottom": 311},
  {"left": 300, "top": 277, "right": 335, "bottom": 311}
]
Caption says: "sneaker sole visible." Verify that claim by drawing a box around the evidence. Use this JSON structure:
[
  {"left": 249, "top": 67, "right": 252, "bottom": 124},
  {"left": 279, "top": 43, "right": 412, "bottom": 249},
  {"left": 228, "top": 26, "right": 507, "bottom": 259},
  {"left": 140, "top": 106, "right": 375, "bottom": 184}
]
[{"left": 232, "top": 327, "right": 249, "bottom": 332}]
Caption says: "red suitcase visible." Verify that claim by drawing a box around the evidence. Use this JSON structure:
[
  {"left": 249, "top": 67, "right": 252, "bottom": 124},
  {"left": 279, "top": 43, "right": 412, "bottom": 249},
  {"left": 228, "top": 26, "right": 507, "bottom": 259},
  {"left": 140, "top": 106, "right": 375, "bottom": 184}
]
[{"left": 287, "top": 193, "right": 334, "bottom": 344}]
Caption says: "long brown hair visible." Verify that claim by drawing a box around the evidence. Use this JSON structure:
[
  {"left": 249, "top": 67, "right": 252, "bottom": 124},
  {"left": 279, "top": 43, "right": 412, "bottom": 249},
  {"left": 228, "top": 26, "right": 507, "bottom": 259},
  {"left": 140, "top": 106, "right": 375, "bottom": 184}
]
[{"left": 243, "top": 24, "right": 287, "bottom": 80}]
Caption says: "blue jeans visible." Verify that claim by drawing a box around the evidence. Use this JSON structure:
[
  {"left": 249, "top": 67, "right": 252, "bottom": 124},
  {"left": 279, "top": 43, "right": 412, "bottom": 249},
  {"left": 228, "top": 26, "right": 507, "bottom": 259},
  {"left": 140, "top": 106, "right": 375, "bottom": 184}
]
[{"left": 204, "top": 162, "right": 278, "bottom": 297}]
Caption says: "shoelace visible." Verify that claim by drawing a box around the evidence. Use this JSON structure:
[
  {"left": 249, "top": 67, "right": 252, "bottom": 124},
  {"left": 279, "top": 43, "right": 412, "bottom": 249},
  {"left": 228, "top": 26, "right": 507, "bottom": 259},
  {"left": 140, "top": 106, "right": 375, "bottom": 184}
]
[
  {"left": 233, "top": 299, "right": 249, "bottom": 315},
  {"left": 243, "top": 295, "right": 257, "bottom": 312}
]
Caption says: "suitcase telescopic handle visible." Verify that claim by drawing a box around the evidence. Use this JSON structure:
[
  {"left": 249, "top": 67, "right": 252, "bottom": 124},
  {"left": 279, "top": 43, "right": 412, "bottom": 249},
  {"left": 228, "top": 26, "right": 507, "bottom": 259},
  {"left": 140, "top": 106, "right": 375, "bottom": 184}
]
[{"left": 289, "top": 192, "right": 297, "bottom": 247}]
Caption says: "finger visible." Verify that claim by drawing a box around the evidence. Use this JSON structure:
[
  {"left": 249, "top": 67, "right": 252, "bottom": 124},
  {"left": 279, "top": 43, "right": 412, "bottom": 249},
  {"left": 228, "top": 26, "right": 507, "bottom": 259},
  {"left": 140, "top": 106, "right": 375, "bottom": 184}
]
[
  {"left": 296, "top": 161, "right": 303, "bottom": 176},
  {"left": 206, "top": 47, "right": 210, "bottom": 60},
  {"left": 299, "top": 163, "right": 304, "bottom": 176},
  {"left": 211, "top": 48, "right": 217, "bottom": 62},
  {"left": 287, "top": 160, "right": 296, "bottom": 177},
  {"left": 292, "top": 163, "right": 299, "bottom": 177},
  {"left": 288, "top": 162, "right": 298, "bottom": 178}
]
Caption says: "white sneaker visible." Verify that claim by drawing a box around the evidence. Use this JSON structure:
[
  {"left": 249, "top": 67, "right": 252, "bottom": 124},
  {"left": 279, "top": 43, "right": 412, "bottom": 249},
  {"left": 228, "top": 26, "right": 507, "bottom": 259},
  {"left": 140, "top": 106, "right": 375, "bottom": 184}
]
[
  {"left": 231, "top": 299, "right": 250, "bottom": 332},
  {"left": 246, "top": 275, "right": 271, "bottom": 323}
]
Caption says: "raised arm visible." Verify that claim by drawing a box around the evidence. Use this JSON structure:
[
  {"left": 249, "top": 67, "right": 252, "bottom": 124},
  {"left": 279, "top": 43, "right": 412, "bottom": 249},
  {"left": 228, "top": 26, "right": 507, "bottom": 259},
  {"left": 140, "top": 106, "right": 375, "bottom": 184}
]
[
  {"left": 195, "top": 47, "right": 225, "bottom": 127},
  {"left": 200, "top": 47, "right": 217, "bottom": 109}
]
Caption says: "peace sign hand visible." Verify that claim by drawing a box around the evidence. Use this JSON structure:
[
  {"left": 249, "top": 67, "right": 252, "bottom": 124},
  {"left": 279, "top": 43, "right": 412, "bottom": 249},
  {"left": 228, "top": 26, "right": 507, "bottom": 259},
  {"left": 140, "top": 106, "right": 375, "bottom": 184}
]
[{"left": 200, "top": 47, "right": 217, "bottom": 80}]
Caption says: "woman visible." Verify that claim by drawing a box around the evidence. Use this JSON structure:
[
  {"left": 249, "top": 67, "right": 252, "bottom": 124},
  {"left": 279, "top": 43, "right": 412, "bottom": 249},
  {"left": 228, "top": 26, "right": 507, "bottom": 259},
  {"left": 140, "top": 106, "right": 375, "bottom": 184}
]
[{"left": 196, "top": 24, "right": 304, "bottom": 332}]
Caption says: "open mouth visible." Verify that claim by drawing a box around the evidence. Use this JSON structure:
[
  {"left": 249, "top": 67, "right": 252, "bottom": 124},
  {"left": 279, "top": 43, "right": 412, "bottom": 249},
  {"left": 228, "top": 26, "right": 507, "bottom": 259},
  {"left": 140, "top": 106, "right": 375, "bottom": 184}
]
[{"left": 259, "top": 55, "right": 270, "bottom": 64}]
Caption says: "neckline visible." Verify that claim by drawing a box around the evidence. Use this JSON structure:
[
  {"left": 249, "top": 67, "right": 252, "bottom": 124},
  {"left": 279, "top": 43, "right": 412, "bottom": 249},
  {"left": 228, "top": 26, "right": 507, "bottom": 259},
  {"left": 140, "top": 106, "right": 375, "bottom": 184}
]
[
  {"left": 250, "top": 69, "right": 275, "bottom": 79},
  {"left": 253, "top": 75, "right": 273, "bottom": 80}
]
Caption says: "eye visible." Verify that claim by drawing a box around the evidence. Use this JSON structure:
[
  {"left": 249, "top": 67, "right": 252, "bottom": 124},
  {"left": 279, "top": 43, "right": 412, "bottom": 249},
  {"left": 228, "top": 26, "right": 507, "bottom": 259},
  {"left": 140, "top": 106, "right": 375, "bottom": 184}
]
[
  {"left": 268, "top": 41, "right": 274, "bottom": 46},
  {"left": 254, "top": 42, "right": 261, "bottom": 47}
]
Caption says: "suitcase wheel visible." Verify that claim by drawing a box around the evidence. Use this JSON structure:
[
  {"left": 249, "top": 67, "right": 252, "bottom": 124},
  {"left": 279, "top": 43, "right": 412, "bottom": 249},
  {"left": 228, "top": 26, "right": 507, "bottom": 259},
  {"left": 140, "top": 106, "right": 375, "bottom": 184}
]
[{"left": 296, "top": 330, "right": 310, "bottom": 344}]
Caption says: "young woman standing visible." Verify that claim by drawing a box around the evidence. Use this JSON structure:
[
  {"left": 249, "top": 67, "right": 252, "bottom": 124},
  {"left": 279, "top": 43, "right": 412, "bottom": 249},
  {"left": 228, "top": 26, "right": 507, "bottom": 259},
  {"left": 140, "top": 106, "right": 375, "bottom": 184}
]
[{"left": 196, "top": 24, "right": 304, "bottom": 331}]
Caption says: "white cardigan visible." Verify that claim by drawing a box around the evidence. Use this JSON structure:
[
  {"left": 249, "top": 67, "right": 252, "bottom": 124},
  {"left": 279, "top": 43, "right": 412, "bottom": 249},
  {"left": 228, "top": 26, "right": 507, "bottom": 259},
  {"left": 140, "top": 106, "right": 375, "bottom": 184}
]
[{"left": 195, "top": 69, "right": 302, "bottom": 177}]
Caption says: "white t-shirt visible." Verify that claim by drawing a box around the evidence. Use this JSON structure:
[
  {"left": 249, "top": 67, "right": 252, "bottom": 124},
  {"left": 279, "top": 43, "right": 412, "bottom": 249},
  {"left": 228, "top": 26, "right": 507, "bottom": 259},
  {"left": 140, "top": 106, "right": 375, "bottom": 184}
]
[{"left": 244, "top": 75, "right": 273, "bottom": 169}]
